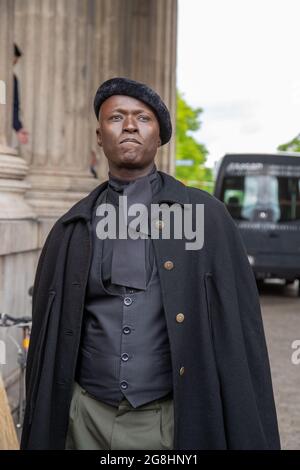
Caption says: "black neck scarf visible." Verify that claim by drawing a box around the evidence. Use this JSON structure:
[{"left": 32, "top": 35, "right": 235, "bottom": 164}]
[{"left": 106, "top": 164, "right": 160, "bottom": 290}]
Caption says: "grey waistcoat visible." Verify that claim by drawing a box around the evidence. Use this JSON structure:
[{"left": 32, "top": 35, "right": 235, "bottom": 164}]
[{"left": 76, "top": 188, "right": 173, "bottom": 408}]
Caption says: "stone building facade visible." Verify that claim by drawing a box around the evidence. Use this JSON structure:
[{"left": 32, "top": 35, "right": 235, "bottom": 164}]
[{"left": 0, "top": 0, "right": 177, "bottom": 391}]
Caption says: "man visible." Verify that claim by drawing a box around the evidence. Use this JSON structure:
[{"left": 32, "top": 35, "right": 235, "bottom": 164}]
[
  {"left": 21, "top": 77, "right": 280, "bottom": 450},
  {"left": 13, "top": 43, "right": 29, "bottom": 145}
]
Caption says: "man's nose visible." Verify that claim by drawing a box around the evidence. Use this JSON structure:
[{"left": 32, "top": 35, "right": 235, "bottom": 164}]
[{"left": 123, "top": 115, "right": 138, "bottom": 132}]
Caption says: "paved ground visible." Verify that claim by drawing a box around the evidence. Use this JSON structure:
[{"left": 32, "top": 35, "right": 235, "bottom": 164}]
[{"left": 259, "top": 280, "right": 300, "bottom": 450}]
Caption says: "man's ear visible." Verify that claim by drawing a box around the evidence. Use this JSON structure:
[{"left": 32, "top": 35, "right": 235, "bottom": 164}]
[
  {"left": 96, "top": 127, "right": 102, "bottom": 147},
  {"left": 158, "top": 137, "right": 162, "bottom": 147}
]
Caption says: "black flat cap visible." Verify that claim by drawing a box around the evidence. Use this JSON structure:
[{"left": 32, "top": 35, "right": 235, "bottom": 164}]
[{"left": 94, "top": 77, "right": 172, "bottom": 145}]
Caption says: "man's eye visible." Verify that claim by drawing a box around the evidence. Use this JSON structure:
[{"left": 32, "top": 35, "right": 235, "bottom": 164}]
[
  {"left": 110, "top": 115, "right": 122, "bottom": 121},
  {"left": 139, "top": 115, "right": 150, "bottom": 121}
]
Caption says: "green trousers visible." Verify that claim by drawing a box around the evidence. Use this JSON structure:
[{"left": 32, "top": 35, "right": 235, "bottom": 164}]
[{"left": 65, "top": 382, "right": 174, "bottom": 450}]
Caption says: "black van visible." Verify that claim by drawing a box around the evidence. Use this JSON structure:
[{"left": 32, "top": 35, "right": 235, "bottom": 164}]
[{"left": 214, "top": 153, "right": 300, "bottom": 293}]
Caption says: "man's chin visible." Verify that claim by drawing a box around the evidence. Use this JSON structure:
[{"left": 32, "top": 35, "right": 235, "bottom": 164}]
[{"left": 119, "top": 153, "right": 143, "bottom": 167}]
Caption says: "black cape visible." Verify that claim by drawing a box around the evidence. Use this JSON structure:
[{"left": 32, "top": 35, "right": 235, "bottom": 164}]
[{"left": 21, "top": 171, "right": 280, "bottom": 449}]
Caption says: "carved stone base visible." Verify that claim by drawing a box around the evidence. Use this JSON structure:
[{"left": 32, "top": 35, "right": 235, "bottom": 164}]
[
  {"left": 0, "top": 151, "right": 36, "bottom": 220},
  {"left": 25, "top": 171, "right": 99, "bottom": 218}
]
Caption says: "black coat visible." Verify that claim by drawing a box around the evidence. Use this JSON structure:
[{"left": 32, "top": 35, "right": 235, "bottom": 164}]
[{"left": 21, "top": 171, "right": 280, "bottom": 450}]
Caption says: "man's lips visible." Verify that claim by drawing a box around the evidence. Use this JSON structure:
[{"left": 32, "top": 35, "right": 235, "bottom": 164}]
[{"left": 119, "top": 138, "right": 142, "bottom": 145}]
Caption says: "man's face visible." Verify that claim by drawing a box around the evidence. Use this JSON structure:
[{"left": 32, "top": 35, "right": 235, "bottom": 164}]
[{"left": 96, "top": 95, "right": 161, "bottom": 172}]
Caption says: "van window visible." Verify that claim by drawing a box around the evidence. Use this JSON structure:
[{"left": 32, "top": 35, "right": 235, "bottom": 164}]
[{"left": 221, "top": 175, "right": 300, "bottom": 222}]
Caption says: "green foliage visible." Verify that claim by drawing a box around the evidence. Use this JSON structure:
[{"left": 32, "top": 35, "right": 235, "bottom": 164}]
[
  {"left": 277, "top": 133, "right": 300, "bottom": 152},
  {"left": 175, "top": 91, "right": 213, "bottom": 192}
]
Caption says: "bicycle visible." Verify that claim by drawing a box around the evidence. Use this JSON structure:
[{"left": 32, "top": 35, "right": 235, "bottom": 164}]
[{"left": 0, "top": 312, "right": 32, "bottom": 437}]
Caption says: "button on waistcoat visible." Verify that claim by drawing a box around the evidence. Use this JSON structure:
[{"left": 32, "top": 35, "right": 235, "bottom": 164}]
[{"left": 76, "top": 186, "right": 173, "bottom": 408}]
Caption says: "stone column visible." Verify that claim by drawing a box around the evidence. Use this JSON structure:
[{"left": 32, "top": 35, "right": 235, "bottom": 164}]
[
  {"left": 0, "top": 0, "right": 35, "bottom": 220},
  {"left": 14, "top": 0, "right": 177, "bottom": 225},
  {"left": 123, "top": 0, "right": 177, "bottom": 175},
  {"left": 14, "top": 0, "right": 98, "bottom": 224},
  {"left": 0, "top": 1, "right": 38, "bottom": 400},
  {"left": 91, "top": 0, "right": 178, "bottom": 178}
]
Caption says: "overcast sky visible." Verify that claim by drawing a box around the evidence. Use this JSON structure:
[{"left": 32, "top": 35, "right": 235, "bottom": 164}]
[{"left": 177, "top": 0, "right": 300, "bottom": 168}]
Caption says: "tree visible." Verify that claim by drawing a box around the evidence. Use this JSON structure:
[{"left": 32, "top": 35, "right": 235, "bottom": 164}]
[
  {"left": 277, "top": 133, "right": 300, "bottom": 152},
  {"left": 175, "top": 91, "right": 213, "bottom": 192}
]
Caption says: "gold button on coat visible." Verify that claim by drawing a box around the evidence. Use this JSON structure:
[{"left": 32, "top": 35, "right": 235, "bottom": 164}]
[
  {"left": 163, "top": 260, "right": 174, "bottom": 270},
  {"left": 179, "top": 366, "right": 185, "bottom": 376},
  {"left": 176, "top": 313, "right": 185, "bottom": 323}
]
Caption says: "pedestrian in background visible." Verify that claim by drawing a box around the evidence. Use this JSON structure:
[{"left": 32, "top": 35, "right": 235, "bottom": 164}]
[{"left": 13, "top": 43, "right": 29, "bottom": 146}]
